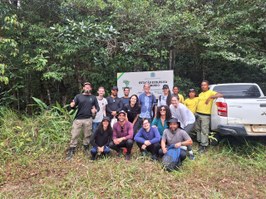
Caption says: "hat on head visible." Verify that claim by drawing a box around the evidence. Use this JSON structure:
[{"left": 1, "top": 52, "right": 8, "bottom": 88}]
[
  {"left": 112, "top": 86, "right": 119, "bottom": 91},
  {"left": 162, "top": 84, "right": 169, "bottom": 89},
  {"left": 167, "top": 117, "right": 181, "bottom": 128},
  {"left": 189, "top": 88, "right": 196, "bottom": 93},
  {"left": 83, "top": 82, "right": 91, "bottom": 86},
  {"left": 102, "top": 116, "right": 110, "bottom": 122},
  {"left": 117, "top": 110, "right": 126, "bottom": 116}
]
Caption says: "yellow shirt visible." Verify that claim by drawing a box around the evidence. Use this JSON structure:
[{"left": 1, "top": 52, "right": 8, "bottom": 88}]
[
  {"left": 178, "top": 94, "right": 185, "bottom": 104},
  {"left": 184, "top": 97, "right": 199, "bottom": 114},
  {"left": 196, "top": 90, "right": 217, "bottom": 115}
]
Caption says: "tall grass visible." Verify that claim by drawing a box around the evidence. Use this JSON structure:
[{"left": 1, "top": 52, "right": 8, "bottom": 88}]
[{"left": 0, "top": 99, "right": 75, "bottom": 164}]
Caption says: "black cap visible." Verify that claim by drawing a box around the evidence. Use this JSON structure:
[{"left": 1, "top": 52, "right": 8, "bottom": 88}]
[
  {"left": 117, "top": 110, "right": 126, "bottom": 116},
  {"left": 167, "top": 117, "right": 181, "bottom": 127},
  {"left": 162, "top": 84, "right": 169, "bottom": 89},
  {"left": 112, "top": 86, "right": 119, "bottom": 91},
  {"left": 102, "top": 116, "right": 110, "bottom": 122}
]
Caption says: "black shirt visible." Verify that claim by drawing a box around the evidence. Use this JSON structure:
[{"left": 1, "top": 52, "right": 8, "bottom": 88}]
[
  {"left": 123, "top": 104, "right": 141, "bottom": 123},
  {"left": 73, "top": 94, "right": 99, "bottom": 119},
  {"left": 90, "top": 127, "right": 113, "bottom": 147},
  {"left": 106, "top": 96, "right": 123, "bottom": 118}
]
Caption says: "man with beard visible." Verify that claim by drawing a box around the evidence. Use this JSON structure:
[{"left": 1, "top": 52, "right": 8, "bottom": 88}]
[
  {"left": 160, "top": 118, "right": 193, "bottom": 166},
  {"left": 109, "top": 110, "right": 134, "bottom": 160},
  {"left": 66, "top": 82, "right": 100, "bottom": 160},
  {"left": 121, "top": 87, "right": 131, "bottom": 106},
  {"left": 106, "top": 86, "right": 124, "bottom": 119}
]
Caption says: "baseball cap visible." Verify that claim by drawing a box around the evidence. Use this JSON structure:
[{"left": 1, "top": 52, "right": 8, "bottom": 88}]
[
  {"left": 112, "top": 86, "right": 119, "bottom": 91},
  {"left": 162, "top": 84, "right": 169, "bottom": 89}
]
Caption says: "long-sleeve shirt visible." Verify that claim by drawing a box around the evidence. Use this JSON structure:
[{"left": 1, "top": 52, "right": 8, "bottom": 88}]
[
  {"left": 134, "top": 127, "right": 161, "bottom": 144},
  {"left": 90, "top": 127, "right": 113, "bottom": 147},
  {"left": 169, "top": 103, "right": 195, "bottom": 128},
  {"left": 73, "top": 94, "right": 100, "bottom": 119},
  {"left": 106, "top": 96, "right": 123, "bottom": 118},
  {"left": 113, "top": 121, "right": 133, "bottom": 140}
]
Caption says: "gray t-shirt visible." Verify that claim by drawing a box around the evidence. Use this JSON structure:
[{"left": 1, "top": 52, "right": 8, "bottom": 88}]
[
  {"left": 169, "top": 103, "right": 195, "bottom": 128},
  {"left": 162, "top": 128, "right": 191, "bottom": 146}
]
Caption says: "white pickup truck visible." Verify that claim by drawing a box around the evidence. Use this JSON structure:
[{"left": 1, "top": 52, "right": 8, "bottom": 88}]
[{"left": 210, "top": 83, "right": 266, "bottom": 141}]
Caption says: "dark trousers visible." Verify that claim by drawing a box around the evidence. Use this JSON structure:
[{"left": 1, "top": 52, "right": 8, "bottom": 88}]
[
  {"left": 136, "top": 142, "right": 160, "bottom": 155},
  {"left": 109, "top": 139, "right": 134, "bottom": 155},
  {"left": 159, "top": 148, "right": 187, "bottom": 163}
]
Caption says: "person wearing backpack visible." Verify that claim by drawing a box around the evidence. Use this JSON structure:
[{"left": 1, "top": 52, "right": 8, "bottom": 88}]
[{"left": 160, "top": 118, "right": 193, "bottom": 170}]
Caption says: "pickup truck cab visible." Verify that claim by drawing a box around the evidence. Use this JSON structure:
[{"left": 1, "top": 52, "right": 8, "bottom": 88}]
[{"left": 210, "top": 83, "right": 266, "bottom": 138}]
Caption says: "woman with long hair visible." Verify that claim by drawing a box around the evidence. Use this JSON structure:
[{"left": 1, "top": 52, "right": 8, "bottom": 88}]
[
  {"left": 151, "top": 105, "right": 172, "bottom": 136},
  {"left": 90, "top": 116, "right": 113, "bottom": 160}
]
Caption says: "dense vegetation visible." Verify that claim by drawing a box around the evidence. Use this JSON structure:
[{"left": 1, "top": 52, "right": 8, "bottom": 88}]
[{"left": 1, "top": 0, "right": 266, "bottom": 111}]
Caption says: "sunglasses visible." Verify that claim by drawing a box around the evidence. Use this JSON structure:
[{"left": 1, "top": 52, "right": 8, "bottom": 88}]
[{"left": 160, "top": 108, "right": 166, "bottom": 111}]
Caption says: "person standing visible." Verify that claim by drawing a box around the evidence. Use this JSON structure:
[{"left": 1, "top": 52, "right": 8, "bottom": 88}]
[
  {"left": 151, "top": 105, "right": 171, "bottom": 137},
  {"left": 123, "top": 94, "right": 141, "bottom": 135},
  {"left": 109, "top": 110, "right": 134, "bottom": 160},
  {"left": 90, "top": 116, "right": 113, "bottom": 160},
  {"left": 134, "top": 119, "right": 161, "bottom": 160},
  {"left": 121, "top": 87, "right": 131, "bottom": 106},
  {"left": 106, "top": 86, "right": 124, "bottom": 119},
  {"left": 184, "top": 88, "right": 198, "bottom": 114},
  {"left": 172, "top": 86, "right": 185, "bottom": 104},
  {"left": 195, "top": 80, "right": 223, "bottom": 153},
  {"left": 169, "top": 96, "right": 196, "bottom": 159},
  {"left": 160, "top": 118, "right": 193, "bottom": 167},
  {"left": 92, "top": 86, "right": 108, "bottom": 132},
  {"left": 158, "top": 84, "right": 172, "bottom": 107},
  {"left": 66, "top": 82, "right": 100, "bottom": 160},
  {"left": 138, "top": 83, "right": 157, "bottom": 122}
]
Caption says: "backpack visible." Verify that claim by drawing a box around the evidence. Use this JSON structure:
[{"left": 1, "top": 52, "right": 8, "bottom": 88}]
[{"left": 162, "top": 145, "right": 181, "bottom": 171}]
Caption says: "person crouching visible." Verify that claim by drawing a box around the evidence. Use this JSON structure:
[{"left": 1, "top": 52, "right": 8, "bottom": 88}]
[
  {"left": 90, "top": 117, "right": 113, "bottom": 160},
  {"left": 134, "top": 118, "right": 161, "bottom": 160},
  {"left": 160, "top": 118, "right": 193, "bottom": 167}
]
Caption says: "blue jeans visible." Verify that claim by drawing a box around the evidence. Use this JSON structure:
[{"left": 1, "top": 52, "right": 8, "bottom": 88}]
[
  {"left": 90, "top": 146, "right": 111, "bottom": 155},
  {"left": 92, "top": 122, "right": 100, "bottom": 132}
]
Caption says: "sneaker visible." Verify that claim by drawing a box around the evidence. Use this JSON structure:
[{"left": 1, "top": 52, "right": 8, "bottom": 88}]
[
  {"left": 198, "top": 146, "right": 206, "bottom": 154},
  {"left": 151, "top": 154, "right": 158, "bottom": 161},
  {"left": 117, "top": 149, "right": 123, "bottom": 157},
  {"left": 141, "top": 150, "right": 148, "bottom": 157},
  {"left": 91, "top": 155, "right": 96, "bottom": 161},
  {"left": 189, "top": 153, "right": 195, "bottom": 160},
  {"left": 66, "top": 147, "right": 75, "bottom": 160},
  {"left": 125, "top": 154, "right": 131, "bottom": 160}
]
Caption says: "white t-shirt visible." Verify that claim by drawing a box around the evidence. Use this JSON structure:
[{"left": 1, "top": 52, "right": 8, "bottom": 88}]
[
  {"left": 169, "top": 103, "right": 195, "bottom": 128},
  {"left": 158, "top": 94, "right": 168, "bottom": 107},
  {"left": 93, "top": 97, "right": 108, "bottom": 122}
]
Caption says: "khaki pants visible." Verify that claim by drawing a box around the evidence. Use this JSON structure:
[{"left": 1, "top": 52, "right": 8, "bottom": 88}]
[
  {"left": 194, "top": 113, "right": 210, "bottom": 147},
  {"left": 69, "top": 118, "right": 92, "bottom": 147}
]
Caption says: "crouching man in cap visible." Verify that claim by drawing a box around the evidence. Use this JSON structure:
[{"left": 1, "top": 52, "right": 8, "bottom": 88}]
[
  {"left": 109, "top": 110, "right": 134, "bottom": 160},
  {"left": 160, "top": 118, "right": 193, "bottom": 166}
]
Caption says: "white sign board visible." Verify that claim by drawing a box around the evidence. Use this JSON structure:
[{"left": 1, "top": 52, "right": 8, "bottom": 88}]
[{"left": 117, "top": 70, "right": 174, "bottom": 98}]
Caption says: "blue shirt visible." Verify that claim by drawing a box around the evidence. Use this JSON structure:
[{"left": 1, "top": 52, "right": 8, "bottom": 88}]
[
  {"left": 134, "top": 127, "right": 161, "bottom": 144},
  {"left": 138, "top": 93, "right": 156, "bottom": 119},
  {"left": 151, "top": 118, "right": 168, "bottom": 136}
]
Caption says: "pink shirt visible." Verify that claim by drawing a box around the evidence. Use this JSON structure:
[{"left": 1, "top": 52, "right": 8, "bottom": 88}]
[{"left": 113, "top": 121, "right": 133, "bottom": 140}]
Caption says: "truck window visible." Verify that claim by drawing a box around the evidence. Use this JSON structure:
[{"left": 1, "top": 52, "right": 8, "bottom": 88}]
[{"left": 213, "top": 85, "right": 261, "bottom": 98}]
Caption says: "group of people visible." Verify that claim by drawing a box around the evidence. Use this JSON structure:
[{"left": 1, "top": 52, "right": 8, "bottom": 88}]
[{"left": 66, "top": 80, "right": 222, "bottom": 168}]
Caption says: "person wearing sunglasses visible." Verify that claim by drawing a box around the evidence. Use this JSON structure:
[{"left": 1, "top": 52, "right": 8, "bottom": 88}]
[
  {"left": 134, "top": 118, "right": 161, "bottom": 160},
  {"left": 109, "top": 110, "right": 134, "bottom": 160},
  {"left": 151, "top": 105, "right": 172, "bottom": 137}
]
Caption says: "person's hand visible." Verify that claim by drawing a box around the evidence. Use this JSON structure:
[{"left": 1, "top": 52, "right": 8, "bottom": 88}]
[
  {"left": 99, "top": 146, "right": 104, "bottom": 153},
  {"left": 205, "top": 97, "right": 211, "bottom": 105},
  {"left": 97, "top": 146, "right": 103, "bottom": 153},
  {"left": 70, "top": 100, "right": 75, "bottom": 108},
  {"left": 91, "top": 106, "right": 97, "bottom": 114},
  {"left": 144, "top": 140, "right": 151, "bottom": 146},
  {"left": 175, "top": 142, "right": 181, "bottom": 148},
  {"left": 114, "top": 139, "right": 120, "bottom": 145},
  {"left": 162, "top": 148, "right": 167, "bottom": 154},
  {"left": 141, "top": 144, "right": 147, "bottom": 150}
]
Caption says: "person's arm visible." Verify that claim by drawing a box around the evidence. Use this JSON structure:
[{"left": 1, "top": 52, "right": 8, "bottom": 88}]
[
  {"left": 70, "top": 95, "right": 78, "bottom": 108},
  {"left": 103, "top": 99, "right": 107, "bottom": 117},
  {"left": 124, "top": 122, "right": 133, "bottom": 140},
  {"left": 134, "top": 129, "right": 145, "bottom": 143},
  {"left": 175, "top": 131, "right": 193, "bottom": 148},
  {"left": 106, "top": 97, "right": 113, "bottom": 115},
  {"left": 117, "top": 98, "right": 124, "bottom": 112},
  {"left": 112, "top": 124, "right": 118, "bottom": 140},
  {"left": 151, "top": 118, "right": 158, "bottom": 128},
  {"left": 90, "top": 131, "right": 98, "bottom": 147},
  {"left": 205, "top": 92, "right": 223, "bottom": 104},
  {"left": 161, "top": 138, "right": 167, "bottom": 154},
  {"left": 94, "top": 96, "right": 100, "bottom": 112},
  {"left": 149, "top": 127, "right": 161, "bottom": 144}
]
